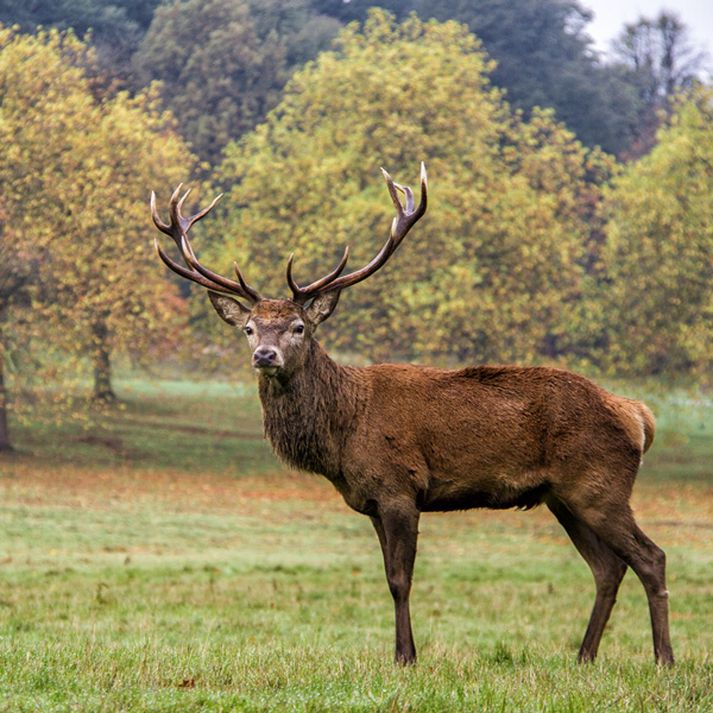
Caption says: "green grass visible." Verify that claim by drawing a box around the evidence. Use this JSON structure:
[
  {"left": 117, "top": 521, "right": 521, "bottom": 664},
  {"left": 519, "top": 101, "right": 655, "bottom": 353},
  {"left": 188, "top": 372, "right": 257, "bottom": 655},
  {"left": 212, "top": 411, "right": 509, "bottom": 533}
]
[
  {"left": 12, "top": 375, "right": 274, "bottom": 474},
  {"left": 0, "top": 376, "right": 711, "bottom": 711}
]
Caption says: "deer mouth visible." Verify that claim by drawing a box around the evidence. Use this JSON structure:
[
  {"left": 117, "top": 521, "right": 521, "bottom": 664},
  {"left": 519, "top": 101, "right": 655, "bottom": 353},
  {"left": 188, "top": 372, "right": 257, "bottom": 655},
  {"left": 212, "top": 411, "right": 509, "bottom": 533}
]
[{"left": 254, "top": 364, "right": 280, "bottom": 377}]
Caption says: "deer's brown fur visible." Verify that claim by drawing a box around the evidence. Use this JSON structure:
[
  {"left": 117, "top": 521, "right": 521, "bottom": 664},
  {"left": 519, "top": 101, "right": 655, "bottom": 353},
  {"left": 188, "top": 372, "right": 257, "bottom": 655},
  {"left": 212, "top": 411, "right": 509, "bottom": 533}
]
[
  {"left": 263, "top": 347, "right": 650, "bottom": 516},
  {"left": 152, "top": 165, "right": 674, "bottom": 667}
]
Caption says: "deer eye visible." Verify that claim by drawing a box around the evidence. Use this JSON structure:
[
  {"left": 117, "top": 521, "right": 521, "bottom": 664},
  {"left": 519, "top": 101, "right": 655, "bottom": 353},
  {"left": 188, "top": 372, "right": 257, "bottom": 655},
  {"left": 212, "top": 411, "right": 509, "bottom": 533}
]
[
  {"left": 244, "top": 326, "right": 254, "bottom": 336},
  {"left": 293, "top": 323, "right": 305, "bottom": 335}
]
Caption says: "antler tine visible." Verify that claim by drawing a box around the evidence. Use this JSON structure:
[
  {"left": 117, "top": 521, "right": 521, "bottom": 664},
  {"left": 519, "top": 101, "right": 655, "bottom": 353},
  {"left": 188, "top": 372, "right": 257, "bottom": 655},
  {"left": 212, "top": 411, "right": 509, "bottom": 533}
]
[
  {"left": 154, "top": 237, "right": 227, "bottom": 291},
  {"left": 188, "top": 193, "right": 223, "bottom": 229},
  {"left": 176, "top": 188, "right": 224, "bottom": 233},
  {"left": 285, "top": 253, "right": 301, "bottom": 299},
  {"left": 416, "top": 161, "right": 427, "bottom": 217},
  {"left": 394, "top": 181, "right": 414, "bottom": 214},
  {"left": 150, "top": 191, "right": 172, "bottom": 236},
  {"left": 153, "top": 183, "right": 190, "bottom": 250},
  {"left": 319, "top": 236, "right": 396, "bottom": 294},
  {"left": 177, "top": 186, "right": 191, "bottom": 212},
  {"left": 287, "top": 246, "right": 350, "bottom": 304},
  {"left": 150, "top": 185, "right": 261, "bottom": 303},
  {"left": 172, "top": 194, "right": 223, "bottom": 265},
  {"left": 234, "top": 261, "right": 262, "bottom": 303},
  {"left": 386, "top": 162, "right": 427, "bottom": 242},
  {"left": 180, "top": 235, "right": 262, "bottom": 300},
  {"left": 382, "top": 168, "right": 404, "bottom": 219},
  {"left": 167, "top": 184, "right": 185, "bottom": 238}
]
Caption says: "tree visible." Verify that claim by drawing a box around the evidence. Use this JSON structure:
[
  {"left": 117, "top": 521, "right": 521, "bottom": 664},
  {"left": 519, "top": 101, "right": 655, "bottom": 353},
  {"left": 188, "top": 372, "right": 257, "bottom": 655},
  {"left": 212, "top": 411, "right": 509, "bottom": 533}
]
[
  {"left": 0, "top": 26, "right": 97, "bottom": 449},
  {"left": 308, "top": 0, "right": 414, "bottom": 22},
  {"left": 247, "top": 0, "right": 341, "bottom": 67},
  {"left": 56, "top": 88, "right": 198, "bottom": 401},
  {"left": 417, "top": 0, "right": 636, "bottom": 152},
  {"left": 133, "top": 0, "right": 340, "bottom": 164},
  {"left": 599, "top": 87, "right": 713, "bottom": 376},
  {"left": 0, "top": 26, "right": 195, "bottom": 450},
  {"left": 613, "top": 11, "right": 709, "bottom": 157},
  {"left": 209, "top": 11, "right": 611, "bottom": 366}
]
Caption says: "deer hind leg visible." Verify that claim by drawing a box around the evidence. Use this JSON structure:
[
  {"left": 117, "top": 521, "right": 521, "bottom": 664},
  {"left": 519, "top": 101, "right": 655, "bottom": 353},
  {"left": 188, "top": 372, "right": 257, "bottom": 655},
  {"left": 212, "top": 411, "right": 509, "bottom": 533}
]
[
  {"left": 567, "top": 499, "right": 674, "bottom": 665},
  {"left": 547, "top": 497, "right": 627, "bottom": 662},
  {"left": 370, "top": 504, "right": 420, "bottom": 665}
]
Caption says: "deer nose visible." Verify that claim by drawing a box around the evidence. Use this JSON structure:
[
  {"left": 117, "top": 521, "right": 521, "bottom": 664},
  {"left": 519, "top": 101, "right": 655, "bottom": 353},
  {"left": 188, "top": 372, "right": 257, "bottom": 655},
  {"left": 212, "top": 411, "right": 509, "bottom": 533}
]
[{"left": 253, "top": 346, "right": 279, "bottom": 367}]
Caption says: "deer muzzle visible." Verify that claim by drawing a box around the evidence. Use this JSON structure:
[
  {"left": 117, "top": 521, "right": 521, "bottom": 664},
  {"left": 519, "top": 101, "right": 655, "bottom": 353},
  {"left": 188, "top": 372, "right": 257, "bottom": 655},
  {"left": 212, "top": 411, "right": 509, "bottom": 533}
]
[{"left": 252, "top": 346, "right": 284, "bottom": 374}]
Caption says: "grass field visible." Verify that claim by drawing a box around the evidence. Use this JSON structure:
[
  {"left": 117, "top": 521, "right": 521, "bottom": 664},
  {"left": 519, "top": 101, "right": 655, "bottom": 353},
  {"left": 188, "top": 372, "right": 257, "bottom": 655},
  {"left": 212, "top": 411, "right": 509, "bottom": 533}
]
[{"left": 0, "top": 376, "right": 711, "bottom": 711}]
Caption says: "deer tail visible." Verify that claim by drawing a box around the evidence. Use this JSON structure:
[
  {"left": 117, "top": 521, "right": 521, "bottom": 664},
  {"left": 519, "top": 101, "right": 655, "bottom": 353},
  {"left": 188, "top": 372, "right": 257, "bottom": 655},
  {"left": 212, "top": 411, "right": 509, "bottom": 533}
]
[
  {"left": 638, "top": 402, "right": 656, "bottom": 454},
  {"left": 609, "top": 396, "right": 656, "bottom": 456}
]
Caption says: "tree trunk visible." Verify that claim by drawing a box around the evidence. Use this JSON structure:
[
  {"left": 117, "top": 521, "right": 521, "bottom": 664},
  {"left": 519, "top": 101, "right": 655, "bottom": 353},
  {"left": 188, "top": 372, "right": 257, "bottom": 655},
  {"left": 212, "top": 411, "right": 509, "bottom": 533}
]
[
  {"left": 0, "top": 350, "right": 12, "bottom": 452},
  {"left": 91, "top": 317, "right": 116, "bottom": 403}
]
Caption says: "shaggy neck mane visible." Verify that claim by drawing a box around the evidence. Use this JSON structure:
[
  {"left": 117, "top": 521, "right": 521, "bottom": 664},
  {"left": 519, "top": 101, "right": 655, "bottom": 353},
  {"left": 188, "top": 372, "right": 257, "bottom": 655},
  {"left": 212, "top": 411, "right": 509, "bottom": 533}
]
[{"left": 258, "top": 339, "right": 362, "bottom": 479}]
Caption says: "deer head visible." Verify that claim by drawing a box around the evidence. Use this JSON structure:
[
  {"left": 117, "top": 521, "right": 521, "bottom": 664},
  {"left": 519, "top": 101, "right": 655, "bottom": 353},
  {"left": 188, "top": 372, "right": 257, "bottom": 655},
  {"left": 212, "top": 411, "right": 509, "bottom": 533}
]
[{"left": 151, "top": 164, "right": 427, "bottom": 378}]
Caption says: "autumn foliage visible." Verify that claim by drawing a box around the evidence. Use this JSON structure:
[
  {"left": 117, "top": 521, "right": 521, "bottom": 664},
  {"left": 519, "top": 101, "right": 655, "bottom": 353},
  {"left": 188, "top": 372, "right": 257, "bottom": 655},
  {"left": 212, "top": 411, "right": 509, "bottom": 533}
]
[
  {"left": 0, "top": 26, "right": 196, "bottom": 443},
  {"left": 600, "top": 88, "right": 713, "bottom": 377},
  {"left": 212, "top": 12, "right": 614, "bottom": 364}
]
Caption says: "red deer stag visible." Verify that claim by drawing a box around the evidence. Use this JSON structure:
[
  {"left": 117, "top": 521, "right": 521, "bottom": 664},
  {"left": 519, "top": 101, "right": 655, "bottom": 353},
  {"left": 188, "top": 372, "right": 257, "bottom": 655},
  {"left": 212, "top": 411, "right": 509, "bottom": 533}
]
[{"left": 151, "top": 164, "right": 674, "bottom": 666}]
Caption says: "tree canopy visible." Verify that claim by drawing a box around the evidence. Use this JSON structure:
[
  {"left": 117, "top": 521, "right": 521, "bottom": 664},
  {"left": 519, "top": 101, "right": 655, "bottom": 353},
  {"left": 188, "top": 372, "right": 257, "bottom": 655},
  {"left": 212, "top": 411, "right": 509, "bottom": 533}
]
[
  {"left": 612, "top": 11, "right": 709, "bottom": 157},
  {"left": 132, "top": 0, "right": 340, "bottom": 163},
  {"left": 208, "top": 11, "right": 613, "bottom": 365},
  {"left": 0, "top": 26, "right": 195, "bottom": 448},
  {"left": 0, "top": 0, "right": 160, "bottom": 83},
  {"left": 600, "top": 87, "right": 713, "bottom": 376},
  {"left": 309, "top": 0, "right": 647, "bottom": 155},
  {"left": 1, "top": 0, "right": 707, "bottom": 159},
  {"left": 0, "top": 2, "right": 710, "bottom": 447}
]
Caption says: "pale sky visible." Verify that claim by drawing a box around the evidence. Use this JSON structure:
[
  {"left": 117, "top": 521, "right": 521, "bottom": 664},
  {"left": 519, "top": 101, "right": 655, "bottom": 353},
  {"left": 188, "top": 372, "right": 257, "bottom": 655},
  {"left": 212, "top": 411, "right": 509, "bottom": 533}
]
[{"left": 584, "top": 0, "right": 713, "bottom": 68}]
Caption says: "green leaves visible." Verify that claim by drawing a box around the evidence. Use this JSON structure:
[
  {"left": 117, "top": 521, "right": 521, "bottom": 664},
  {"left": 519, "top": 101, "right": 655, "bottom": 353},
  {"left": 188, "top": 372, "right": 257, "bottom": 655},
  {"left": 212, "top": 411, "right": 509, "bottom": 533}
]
[
  {"left": 2, "top": 10, "right": 710, "bottom": 425},
  {"left": 132, "top": 0, "right": 340, "bottom": 164}
]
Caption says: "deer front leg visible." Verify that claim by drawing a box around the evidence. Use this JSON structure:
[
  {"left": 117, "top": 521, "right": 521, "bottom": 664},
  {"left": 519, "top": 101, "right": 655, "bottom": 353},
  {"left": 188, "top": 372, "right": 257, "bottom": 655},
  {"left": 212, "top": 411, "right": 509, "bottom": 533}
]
[{"left": 370, "top": 505, "right": 420, "bottom": 665}]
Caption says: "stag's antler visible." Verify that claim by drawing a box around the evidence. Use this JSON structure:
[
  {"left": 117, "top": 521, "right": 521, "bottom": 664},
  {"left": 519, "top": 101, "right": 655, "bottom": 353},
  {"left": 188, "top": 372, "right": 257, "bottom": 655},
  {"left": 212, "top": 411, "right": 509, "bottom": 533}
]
[
  {"left": 150, "top": 184, "right": 261, "bottom": 304},
  {"left": 286, "top": 163, "right": 427, "bottom": 305}
]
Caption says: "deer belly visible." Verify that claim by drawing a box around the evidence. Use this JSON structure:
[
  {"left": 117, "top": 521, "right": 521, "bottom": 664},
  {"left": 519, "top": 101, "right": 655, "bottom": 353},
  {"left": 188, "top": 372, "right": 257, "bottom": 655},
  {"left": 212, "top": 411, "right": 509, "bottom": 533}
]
[{"left": 419, "top": 474, "right": 549, "bottom": 512}]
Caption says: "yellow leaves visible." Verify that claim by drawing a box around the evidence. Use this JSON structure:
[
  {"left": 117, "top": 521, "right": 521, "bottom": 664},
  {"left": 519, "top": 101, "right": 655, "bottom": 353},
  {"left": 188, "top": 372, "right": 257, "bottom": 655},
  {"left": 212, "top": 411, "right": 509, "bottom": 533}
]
[
  {"left": 1, "top": 26, "right": 201, "bottom": 407},
  {"left": 599, "top": 86, "right": 713, "bottom": 376},
  {"left": 209, "top": 11, "right": 610, "bottom": 366}
]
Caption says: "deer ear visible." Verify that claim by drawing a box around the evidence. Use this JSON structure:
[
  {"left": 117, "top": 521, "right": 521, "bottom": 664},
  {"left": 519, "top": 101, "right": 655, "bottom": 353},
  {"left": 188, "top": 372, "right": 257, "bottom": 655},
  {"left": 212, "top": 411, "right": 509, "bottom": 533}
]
[
  {"left": 305, "top": 290, "right": 341, "bottom": 326},
  {"left": 208, "top": 291, "right": 250, "bottom": 326}
]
